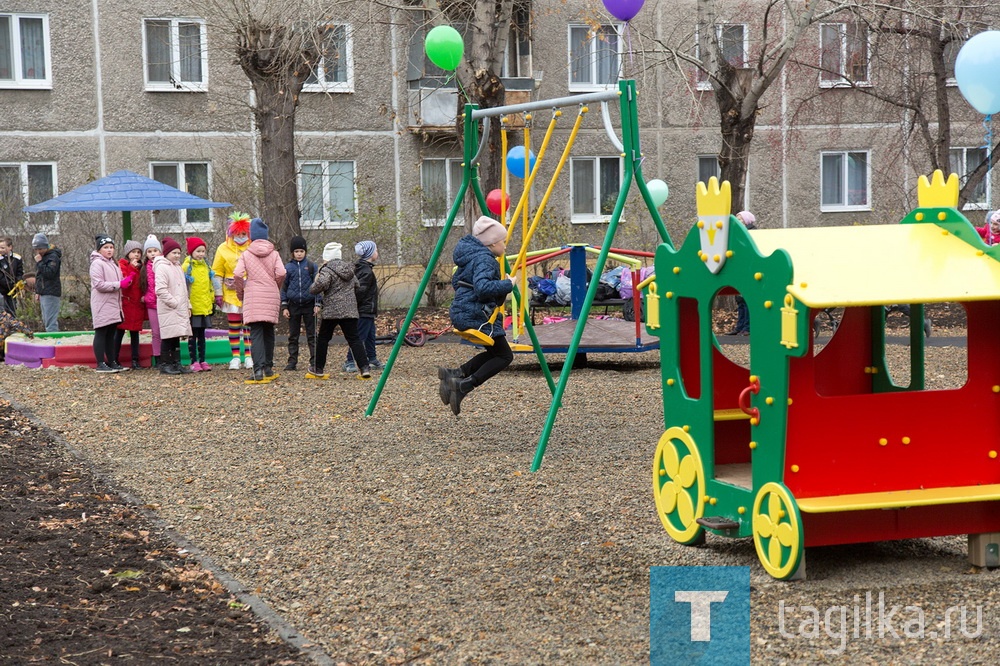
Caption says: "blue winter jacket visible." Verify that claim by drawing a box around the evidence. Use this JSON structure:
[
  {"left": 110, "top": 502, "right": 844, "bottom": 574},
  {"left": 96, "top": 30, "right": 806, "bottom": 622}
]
[
  {"left": 280, "top": 258, "right": 319, "bottom": 307},
  {"left": 449, "top": 234, "right": 512, "bottom": 337}
]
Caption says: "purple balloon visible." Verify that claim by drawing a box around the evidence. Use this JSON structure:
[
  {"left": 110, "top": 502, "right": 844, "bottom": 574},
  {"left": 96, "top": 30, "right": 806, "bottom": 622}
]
[{"left": 602, "top": 0, "right": 645, "bottom": 21}]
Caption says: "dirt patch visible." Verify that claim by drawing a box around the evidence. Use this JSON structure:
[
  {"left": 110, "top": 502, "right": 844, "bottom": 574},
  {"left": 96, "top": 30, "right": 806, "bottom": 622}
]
[{"left": 0, "top": 397, "right": 307, "bottom": 664}]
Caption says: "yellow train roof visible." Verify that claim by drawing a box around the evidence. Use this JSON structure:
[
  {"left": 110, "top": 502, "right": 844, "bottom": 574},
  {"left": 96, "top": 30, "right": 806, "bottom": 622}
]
[{"left": 749, "top": 223, "right": 1000, "bottom": 308}]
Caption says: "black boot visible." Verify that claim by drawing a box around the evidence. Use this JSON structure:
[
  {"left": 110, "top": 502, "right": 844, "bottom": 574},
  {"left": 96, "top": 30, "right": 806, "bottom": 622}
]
[
  {"left": 447, "top": 377, "right": 474, "bottom": 416},
  {"left": 131, "top": 356, "right": 141, "bottom": 370},
  {"left": 437, "top": 367, "right": 462, "bottom": 405},
  {"left": 160, "top": 349, "right": 180, "bottom": 375}
]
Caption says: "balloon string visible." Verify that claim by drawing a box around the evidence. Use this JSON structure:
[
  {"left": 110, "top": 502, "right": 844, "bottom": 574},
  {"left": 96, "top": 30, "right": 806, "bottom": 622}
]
[
  {"left": 986, "top": 114, "right": 993, "bottom": 212},
  {"left": 626, "top": 22, "right": 634, "bottom": 71}
]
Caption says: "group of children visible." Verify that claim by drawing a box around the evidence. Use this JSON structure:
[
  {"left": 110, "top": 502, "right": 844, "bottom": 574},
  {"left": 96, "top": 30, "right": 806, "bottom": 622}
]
[
  {"left": 17, "top": 209, "right": 557, "bottom": 416},
  {"left": 85, "top": 213, "right": 381, "bottom": 384}
]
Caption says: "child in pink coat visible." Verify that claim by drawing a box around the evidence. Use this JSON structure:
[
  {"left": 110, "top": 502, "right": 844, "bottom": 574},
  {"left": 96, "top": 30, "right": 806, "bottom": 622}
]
[
  {"left": 234, "top": 218, "right": 286, "bottom": 383},
  {"left": 89, "top": 234, "right": 130, "bottom": 373},
  {"left": 154, "top": 237, "right": 193, "bottom": 375}
]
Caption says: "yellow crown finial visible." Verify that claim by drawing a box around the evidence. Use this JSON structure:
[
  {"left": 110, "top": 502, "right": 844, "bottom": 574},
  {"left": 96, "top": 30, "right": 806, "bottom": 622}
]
[
  {"left": 696, "top": 177, "right": 732, "bottom": 218},
  {"left": 917, "top": 169, "right": 959, "bottom": 209}
]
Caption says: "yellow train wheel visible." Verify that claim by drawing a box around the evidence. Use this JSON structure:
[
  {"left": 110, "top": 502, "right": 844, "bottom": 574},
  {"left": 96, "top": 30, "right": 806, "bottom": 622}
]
[
  {"left": 751, "top": 482, "right": 803, "bottom": 580},
  {"left": 652, "top": 427, "right": 706, "bottom": 545}
]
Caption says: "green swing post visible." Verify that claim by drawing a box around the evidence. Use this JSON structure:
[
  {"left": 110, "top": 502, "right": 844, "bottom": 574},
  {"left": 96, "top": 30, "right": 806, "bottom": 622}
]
[
  {"left": 365, "top": 105, "right": 482, "bottom": 417},
  {"left": 530, "top": 79, "right": 670, "bottom": 471}
]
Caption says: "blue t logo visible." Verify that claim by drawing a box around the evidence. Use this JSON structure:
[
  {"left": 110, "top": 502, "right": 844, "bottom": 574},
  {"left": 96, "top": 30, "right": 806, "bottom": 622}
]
[{"left": 650, "top": 566, "right": 750, "bottom": 665}]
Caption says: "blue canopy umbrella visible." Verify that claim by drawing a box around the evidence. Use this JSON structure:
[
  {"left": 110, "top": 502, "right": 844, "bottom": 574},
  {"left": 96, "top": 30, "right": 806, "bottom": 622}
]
[{"left": 23, "top": 169, "right": 232, "bottom": 240}]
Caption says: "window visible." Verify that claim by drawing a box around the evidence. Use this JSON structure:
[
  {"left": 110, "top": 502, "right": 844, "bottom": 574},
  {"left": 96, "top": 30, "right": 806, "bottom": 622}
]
[
  {"left": 696, "top": 155, "right": 751, "bottom": 209},
  {"left": 0, "top": 162, "right": 56, "bottom": 232},
  {"left": 568, "top": 23, "right": 620, "bottom": 91},
  {"left": 143, "top": 18, "right": 207, "bottom": 91},
  {"left": 820, "top": 151, "right": 870, "bottom": 211},
  {"left": 695, "top": 24, "right": 748, "bottom": 89},
  {"left": 501, "top": 3, "right": 532, "bottom": 78},
  {"left": 150, "top": 162, "right": 212, "bottom": 232},
  {"left": 299, "top": 161, "right": 357, "bottom": 229},
  {"left": 950, "top": 147, "right": 990, "bottom": 210},
  {"left": 819, "top": 22, "right": 870, "bottom": 86},
  {"left": 304, "top": 24, "right": 353, "bottom": 93},
  {"left": 570, "top": 156, "right": 621, "bottom": 222},
  {"left": 420, "top": 158, "right": 464, "bottom": 226},
  {"left": 0, "top": 13, "right": 51, "bottom": 89},
  {"left": 698, "top": 155, "right": 721, "bottom": 184}
]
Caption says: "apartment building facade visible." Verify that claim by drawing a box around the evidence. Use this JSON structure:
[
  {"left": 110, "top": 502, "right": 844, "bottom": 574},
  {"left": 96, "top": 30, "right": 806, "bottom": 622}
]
[{"left": 2, "top": 1, "right": 996, "bottom": 269}]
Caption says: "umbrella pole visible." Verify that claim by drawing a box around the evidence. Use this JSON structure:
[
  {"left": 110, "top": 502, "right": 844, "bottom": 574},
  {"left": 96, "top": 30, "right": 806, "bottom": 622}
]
[{"left": 122, "top": 211, "right": 132, "bottom": 241}]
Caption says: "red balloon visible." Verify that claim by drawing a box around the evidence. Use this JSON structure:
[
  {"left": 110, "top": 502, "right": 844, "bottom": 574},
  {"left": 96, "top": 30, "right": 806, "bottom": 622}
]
[{"left": 486, "top": 189, "right": 510, "bottom": 215}]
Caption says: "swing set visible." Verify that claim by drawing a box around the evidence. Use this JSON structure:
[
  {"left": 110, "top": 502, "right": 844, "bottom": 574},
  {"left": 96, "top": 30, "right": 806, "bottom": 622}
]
[{"left": 365, "top": 79, "right": 669, "bottom": 470}]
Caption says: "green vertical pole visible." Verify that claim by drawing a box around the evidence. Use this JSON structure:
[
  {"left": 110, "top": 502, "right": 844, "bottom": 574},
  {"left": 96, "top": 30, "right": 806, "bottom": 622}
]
[
  {"left": 530, "top": 80, "right": 644, "bottom": 471},
  {"left": 122, "top": 211, "right": 133, "bottom": 241},
  {"left": 366, "top": 104, "right": 481, "bottom": 416}
]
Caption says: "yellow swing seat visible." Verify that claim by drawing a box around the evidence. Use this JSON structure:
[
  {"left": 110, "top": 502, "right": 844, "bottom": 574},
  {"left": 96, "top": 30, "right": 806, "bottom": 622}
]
[{"left": 453, "top": 328, "right": 495, "bottom": 346}]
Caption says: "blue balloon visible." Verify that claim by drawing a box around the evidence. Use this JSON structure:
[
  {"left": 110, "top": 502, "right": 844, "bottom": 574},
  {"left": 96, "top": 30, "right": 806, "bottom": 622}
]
[
  {"left": 955, "top": 31, "right": 1000, "bottom": 115},
  {"left": 506, "top": 146, "right": 536, "bottom": 179}
]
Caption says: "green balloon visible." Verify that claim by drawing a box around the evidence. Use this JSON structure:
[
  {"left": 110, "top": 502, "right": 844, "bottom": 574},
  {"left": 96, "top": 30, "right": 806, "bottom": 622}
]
[
  {"left": 425, "top": 25, "right": 464, "bottom": 71},
  {"left": 647, "top": 179, "right": 669, "bottom": 207}
]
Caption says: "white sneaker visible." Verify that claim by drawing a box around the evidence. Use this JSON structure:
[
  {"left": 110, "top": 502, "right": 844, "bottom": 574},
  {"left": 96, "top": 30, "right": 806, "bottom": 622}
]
[
  {"left": 228, "top": 358, "right": 241, "bottom": 370},
  {"left": 245, "top": 357, "right": 253, "bottom": 369}
]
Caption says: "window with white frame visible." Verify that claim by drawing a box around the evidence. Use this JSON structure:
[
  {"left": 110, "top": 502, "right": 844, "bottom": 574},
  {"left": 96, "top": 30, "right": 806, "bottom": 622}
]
[
  {"left": 150, "top": 162, "right": 212, "bottom": 232},
  {"left": 570, "top": 156, "right": 621, "bottom": 222},
  {"left": 420, "top": 158, "right": 464, "bottom": 226},
  {"left": 303, "top": 24, "right": 353, "bottom": 93},
  {"left": 0, "top": 13, "right": 51, "bottom": 89},
  {"left": 501, "top": 3, "right": 532, "bottom": 78},
  {"left": 943, "top": 36, "right": 964, "bottom": 85},
  {"left": 698, "top": 155, "right": 721, "bottom": 184},
  {"left": 568, "top": 23, "right": 621, "bottom": 91},
  {"left": 696, "top": 154, "right": 751, "bottom": 209},
  {"left": 819, "top": 22, "right": 870, "bottom": 86},
  {"left": 299, "top": 161, "right": 357, "bottom": 229},
  {"left": 820, "top": 150, "right": 870, "bottom": 210},
  {"left": 695, "top": 24, "right": 748, "bottom": 90},
  {"left": 0, "top": 162, "right": 56, "bottom": 233},
  {"left": 950, "top": 147, "right": 990, "bottom": 209},
  {"left": 143, "top": 18, "right": 207, "bottom": 91}
]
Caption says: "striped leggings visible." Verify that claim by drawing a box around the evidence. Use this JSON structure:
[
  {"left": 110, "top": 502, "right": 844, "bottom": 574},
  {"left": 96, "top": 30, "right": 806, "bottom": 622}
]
[{"left": 227, "top": 313, "right": 251, "bottom": 358}]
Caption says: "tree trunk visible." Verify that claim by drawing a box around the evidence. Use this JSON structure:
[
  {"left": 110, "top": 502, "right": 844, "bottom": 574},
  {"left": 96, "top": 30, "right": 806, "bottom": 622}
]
[
  {"left": 251, "top": 77, "right": 302, "bottom": 249},
  {"left": 714, "top": 71, "right": 755, "bottom": 212},
  {"left": 452, "top": 0, "right": 513, "bottom": 230}
]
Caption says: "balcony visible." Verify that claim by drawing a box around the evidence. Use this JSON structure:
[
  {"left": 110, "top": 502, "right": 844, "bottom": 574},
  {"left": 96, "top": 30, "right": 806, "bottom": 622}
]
[{"left": 406, "top": 77, "right": 535, "bottom": 135}]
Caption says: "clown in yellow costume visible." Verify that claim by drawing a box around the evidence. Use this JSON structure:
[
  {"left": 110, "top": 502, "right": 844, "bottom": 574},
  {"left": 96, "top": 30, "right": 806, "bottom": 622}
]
[{"left": 212, "top": 212, "right": 253, "bottom": 369}]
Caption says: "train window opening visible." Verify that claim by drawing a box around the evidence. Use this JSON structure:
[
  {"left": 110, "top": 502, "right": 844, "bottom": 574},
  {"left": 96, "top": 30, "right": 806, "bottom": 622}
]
[
  {"left": 813, "top": 303, "right": 967, "bottom": 397},
  {"left": 711, "top": 290, "right": 750, "bottom": 370},
  {"left": 678, "top": 297, "right": 701, "bottom": 399}
]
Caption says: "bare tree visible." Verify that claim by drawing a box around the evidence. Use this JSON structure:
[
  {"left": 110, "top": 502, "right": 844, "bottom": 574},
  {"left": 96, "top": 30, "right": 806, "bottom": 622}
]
[
  {"left": 807, "top": 2, "right": 1000, "bottom": 208},
  {"left": 204, "top": 1, "right": 348, "bottom": 246},
  {"left": 641, "top": 0, "right": 856, "bottom": 211}
]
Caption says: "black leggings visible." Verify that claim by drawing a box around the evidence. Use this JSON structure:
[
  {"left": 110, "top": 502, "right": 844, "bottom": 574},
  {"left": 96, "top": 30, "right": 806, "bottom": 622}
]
[
  {"left": 93, "top": 323, "right": 118, "bottom": 366},
  {"left": 187, "top": 326, "right": 207, "bottom": 363},
  {"left": 460, "top": 335, "right": 513, "bottom": 387},
  {"left": 114, "top": 328, "right": 140, "bottom": 363},
  {"left": 315, "top": 318, "right": 367, "bottom": 374}
]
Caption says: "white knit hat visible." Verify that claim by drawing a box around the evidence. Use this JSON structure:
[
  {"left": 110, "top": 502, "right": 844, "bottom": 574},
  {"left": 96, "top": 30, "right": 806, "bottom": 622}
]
[
  {"left": 142, "top": 234, "right": 161, "bottom": 253},
  {"left": 323, "top": 242, "right": 342, "bottom": 262},
  {"left": 472, "top": 216, "right": 506, "bottom": 246}
]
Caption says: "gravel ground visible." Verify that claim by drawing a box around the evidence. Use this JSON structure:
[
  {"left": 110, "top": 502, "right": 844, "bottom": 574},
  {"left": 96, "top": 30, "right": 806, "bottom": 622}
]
[{"left": 2, "top": 337, "right": 998, "bottom": 664}]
